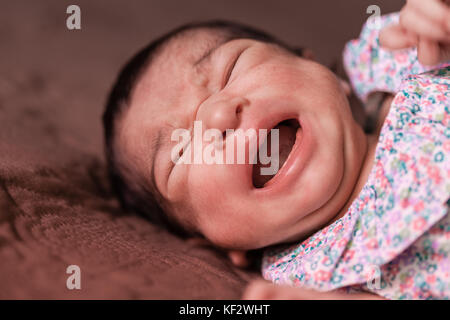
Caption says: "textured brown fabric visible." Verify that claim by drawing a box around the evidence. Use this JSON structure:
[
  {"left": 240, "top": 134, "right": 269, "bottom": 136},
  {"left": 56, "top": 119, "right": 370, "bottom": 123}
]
[{"left": 0, "top": 0, "right": 401, "bottom": 299}]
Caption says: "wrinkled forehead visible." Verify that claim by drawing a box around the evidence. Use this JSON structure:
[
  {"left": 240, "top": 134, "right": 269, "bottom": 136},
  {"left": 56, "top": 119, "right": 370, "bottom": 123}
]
[
  {"left": 161, "top": 28, "right": 231, "bottom": 69},
  {"left": 139, "top": 27, "right": 230, "bottom": 96},
  {"left": 132, "top": 28, "right": 230, "bottom": 116}
]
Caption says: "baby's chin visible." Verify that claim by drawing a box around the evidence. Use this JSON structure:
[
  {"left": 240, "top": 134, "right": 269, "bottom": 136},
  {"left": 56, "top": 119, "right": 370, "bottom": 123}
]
[{"left": 255, "top": 138, "right": 367, "bottom": 248}]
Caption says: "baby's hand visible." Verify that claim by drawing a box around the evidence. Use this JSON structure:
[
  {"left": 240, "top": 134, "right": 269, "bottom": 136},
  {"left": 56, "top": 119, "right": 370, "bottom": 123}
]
[
  {"left": 227, "top": 250, "right": 252, "bottom": 268},
  {"left": 242, "top": 279, "right": 385, "bottom": 300},
  {"left": 379, "top": 0, "right": 450, "bottom": 65}
]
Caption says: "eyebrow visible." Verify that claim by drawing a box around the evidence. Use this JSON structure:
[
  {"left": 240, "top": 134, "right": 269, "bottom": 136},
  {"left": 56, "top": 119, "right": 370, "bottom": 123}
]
[{"left": 193, "top": 38, "right": 232, "bottom": 68}]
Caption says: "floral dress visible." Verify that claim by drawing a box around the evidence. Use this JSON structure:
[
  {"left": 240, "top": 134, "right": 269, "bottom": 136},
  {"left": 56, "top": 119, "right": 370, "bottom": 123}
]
[{"left": 262, "top": 13, "right": 450, "bottom": 299}]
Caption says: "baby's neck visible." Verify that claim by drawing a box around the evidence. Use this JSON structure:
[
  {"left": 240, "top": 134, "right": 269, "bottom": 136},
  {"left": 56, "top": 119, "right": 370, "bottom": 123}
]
[
  {"left": 334, "top": 133, "right": 378, "bottom": 220},
  {"left": 330, "top": 94, "right": 394, "bottom": 224}
]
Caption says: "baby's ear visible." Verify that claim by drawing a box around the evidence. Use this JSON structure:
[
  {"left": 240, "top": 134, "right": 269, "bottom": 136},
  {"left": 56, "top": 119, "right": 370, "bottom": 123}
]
[
  {"left": 338, "top": 78, "right": 351, "bottom": 97},
  {"left": 293, "top": 47, "right": 350, "bottom": 96},
  {"left": 293, "top": 47, "right": 315, "bottom": 61}
]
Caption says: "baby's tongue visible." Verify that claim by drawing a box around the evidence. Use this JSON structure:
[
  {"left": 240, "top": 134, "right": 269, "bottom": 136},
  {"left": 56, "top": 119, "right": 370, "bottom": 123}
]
[{"left": 252, "top": 123, "right": 299, "bottom": 188}]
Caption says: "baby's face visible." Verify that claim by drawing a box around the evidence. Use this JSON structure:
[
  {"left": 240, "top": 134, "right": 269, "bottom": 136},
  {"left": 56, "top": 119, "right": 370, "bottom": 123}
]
[{"left": 120, "top": 29, "right": 367, "bottom": 250}]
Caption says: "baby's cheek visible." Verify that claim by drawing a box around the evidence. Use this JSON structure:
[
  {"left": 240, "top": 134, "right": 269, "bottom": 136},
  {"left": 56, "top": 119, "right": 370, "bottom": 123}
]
[{"left": 188, "top": 165, "right": 226, "bottom": 211}]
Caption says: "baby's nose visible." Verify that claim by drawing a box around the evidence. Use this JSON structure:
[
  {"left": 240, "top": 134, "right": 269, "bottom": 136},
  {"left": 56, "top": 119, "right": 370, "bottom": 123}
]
[{"left": 200, "top": 97, "right": 249, "bottom": 133}]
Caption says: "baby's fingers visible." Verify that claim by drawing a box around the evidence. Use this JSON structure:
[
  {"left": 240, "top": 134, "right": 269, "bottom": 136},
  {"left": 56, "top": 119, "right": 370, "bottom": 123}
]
[
  {"left": 408, "top": 0, "right": 450, "bottom": 32},
  {"left": 228, "top": 250, "right": 251, "bottom": 268},
  {"left": 418, "top": 38, "right": 450, "bottom": 65},
  {"left": 418, "top": 38, "right": 442, "bottom": 66},
  {"left": 380, "top": 23, "right": 418, "bottom": 50},
  {"left": 242, "top": 280, "right": 328, "bottom": 300},
  {"left": 242, "top": 280, "right": 385, "bottom": 300},
  {"left": 400, "top": 3, "right": 450, "bottom": 41}
]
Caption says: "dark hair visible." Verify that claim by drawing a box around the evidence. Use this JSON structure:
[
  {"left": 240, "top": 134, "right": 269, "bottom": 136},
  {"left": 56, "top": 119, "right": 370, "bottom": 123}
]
[{"left": 102, "top": 20, "right": 303, "bottom": 238}]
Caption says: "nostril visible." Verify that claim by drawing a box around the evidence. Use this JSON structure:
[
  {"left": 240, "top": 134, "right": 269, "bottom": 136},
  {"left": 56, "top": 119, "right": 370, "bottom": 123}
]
[{"left": 236, "top": 105, "right": 242, "bottom": 115}]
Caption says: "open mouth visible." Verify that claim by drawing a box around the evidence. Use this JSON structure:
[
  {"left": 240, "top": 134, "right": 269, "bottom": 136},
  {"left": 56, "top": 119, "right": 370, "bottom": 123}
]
[{"left": 252, "top": 118, "right": 301, "bottom": 188}]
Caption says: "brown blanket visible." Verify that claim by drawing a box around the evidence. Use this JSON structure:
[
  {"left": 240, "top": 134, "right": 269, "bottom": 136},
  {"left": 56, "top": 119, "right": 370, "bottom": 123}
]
[{"left": 0, "top": 0, "right": 401, "bottom": 299}]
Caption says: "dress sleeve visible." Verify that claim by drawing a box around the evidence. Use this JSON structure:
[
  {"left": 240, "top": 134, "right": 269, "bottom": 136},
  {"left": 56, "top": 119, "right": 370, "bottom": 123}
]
[{"left": 342, "top": 12, "right": 450, "bottom": 105}]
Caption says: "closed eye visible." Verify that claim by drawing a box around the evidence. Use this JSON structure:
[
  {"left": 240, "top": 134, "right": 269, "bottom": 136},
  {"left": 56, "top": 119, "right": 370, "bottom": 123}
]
[
  {"left": 223, "top": 48, "right": 246, "bottom": 87},
  {"left": 169, "top": 47, "right": 247, "bottom": 174}
]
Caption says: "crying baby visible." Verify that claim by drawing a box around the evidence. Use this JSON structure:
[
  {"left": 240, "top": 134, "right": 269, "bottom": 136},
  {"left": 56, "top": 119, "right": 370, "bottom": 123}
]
[{"left": 103, "top": 1, "right": 450, "bottom": 300}]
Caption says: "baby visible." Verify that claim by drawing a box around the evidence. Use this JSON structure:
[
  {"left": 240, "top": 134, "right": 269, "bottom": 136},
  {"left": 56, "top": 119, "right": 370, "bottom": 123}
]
[{"left": 103, "top": 0, "right": 450, "bottom": 299}]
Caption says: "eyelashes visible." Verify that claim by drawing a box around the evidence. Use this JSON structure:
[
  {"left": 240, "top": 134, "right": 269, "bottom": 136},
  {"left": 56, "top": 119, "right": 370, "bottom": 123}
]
[{"left": 223, "top": 48, "right": 246, "bottom": 87}]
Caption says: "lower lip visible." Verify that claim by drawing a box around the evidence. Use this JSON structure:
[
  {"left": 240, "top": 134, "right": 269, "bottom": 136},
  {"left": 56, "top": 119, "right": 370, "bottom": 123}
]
[{"left": 253, "top": 117, "right": 313, "bottom": 194}]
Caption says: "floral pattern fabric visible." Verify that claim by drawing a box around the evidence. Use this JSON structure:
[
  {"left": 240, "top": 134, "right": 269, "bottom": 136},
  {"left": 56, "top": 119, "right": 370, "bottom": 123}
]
[{"left": 262, "top": 13, "right": 450, "bottom": 299}]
